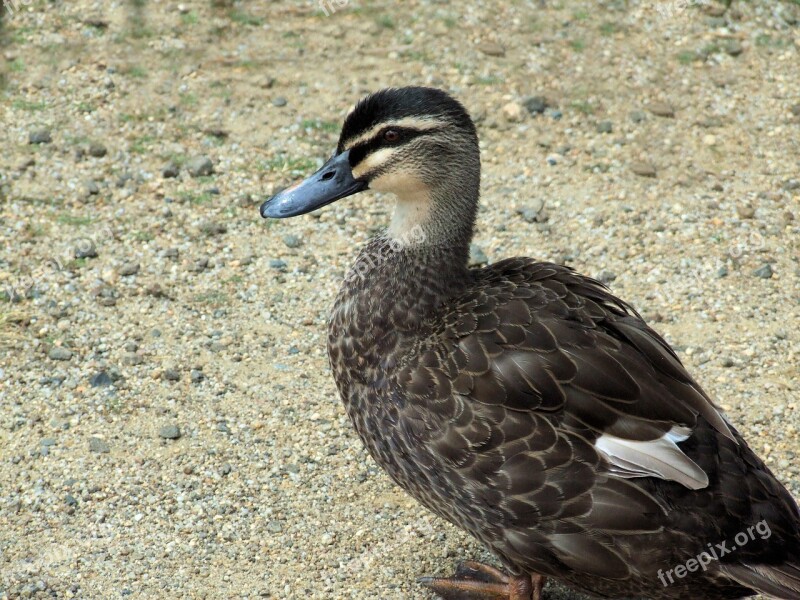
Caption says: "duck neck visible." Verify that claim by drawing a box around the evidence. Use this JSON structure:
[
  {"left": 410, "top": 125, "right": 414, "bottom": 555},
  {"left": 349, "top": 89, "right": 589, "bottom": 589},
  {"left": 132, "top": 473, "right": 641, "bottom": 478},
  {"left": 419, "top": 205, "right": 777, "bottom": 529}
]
[
  {"left": 339, "top": 166, "right": 480, "bottom": 330},
  {"left": 385, "top": 170, "right": 480, "bottom": 269},
  {"left": 343, "top": 225, "right": 473, "bottom": 333}
]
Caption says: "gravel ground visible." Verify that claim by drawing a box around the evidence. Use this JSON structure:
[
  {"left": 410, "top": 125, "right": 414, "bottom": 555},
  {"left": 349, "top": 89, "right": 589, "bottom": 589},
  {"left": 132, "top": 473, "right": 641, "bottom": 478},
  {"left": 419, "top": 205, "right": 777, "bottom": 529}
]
[{"left": 1, "top": 1, "right": 799, "bottom": 598}]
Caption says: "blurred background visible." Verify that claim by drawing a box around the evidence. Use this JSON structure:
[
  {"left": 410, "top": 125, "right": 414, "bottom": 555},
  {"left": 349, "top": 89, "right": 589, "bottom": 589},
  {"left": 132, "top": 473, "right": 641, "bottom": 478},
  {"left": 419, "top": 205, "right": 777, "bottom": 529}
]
[{"left": 1, "top": 1, "right": 799, "bottom": 598}]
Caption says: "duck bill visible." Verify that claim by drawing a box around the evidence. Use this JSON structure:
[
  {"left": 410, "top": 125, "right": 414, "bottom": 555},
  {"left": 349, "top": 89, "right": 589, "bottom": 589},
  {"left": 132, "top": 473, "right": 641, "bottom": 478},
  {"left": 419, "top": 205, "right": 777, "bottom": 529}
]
[{"left": 260, "top": 150, "right": 367, "bottom": 218}]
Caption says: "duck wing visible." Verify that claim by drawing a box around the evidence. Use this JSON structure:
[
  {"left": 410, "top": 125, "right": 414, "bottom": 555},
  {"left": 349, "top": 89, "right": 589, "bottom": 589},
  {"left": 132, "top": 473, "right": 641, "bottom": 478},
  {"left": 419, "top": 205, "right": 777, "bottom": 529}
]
[
  {"left": 440, "top": 258, "right": 733, "bottom": 483},
  {"left": 394, "top": 259, "right": 742, "bottom": 578}
]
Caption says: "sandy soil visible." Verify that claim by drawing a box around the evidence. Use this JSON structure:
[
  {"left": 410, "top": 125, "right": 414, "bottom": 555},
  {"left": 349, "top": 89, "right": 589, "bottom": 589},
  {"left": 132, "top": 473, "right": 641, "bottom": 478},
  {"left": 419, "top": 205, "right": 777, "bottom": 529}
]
[{"left": 1, "top": 0, "right": 799, "bottom": 598}]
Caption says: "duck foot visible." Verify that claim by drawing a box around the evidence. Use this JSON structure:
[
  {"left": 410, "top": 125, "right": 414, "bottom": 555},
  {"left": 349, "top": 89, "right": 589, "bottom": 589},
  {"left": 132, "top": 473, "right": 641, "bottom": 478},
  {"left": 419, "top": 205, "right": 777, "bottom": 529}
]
[{"left": 419, "top": 560, "right": 544, "bottom": 600}]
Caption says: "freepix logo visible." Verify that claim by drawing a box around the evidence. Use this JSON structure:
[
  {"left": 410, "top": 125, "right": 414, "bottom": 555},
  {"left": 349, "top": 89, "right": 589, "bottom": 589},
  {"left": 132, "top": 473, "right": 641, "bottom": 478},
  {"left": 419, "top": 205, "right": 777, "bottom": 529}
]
[
  {"left": 657, "top": 520, "right": 772, "bottom": 587},
  {"left": 3, "top": 0, "right": 32, "bottom": 16}
]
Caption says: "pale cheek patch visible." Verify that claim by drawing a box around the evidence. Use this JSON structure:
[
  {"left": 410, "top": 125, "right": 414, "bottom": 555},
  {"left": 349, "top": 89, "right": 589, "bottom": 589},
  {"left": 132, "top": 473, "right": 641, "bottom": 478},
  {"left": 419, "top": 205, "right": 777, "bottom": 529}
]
[
  {"left": 370, "top": 171, "right": 432, "bottom": 243},
  {"left": 351, "top": 147, "right": 397, "bottom": 180}
]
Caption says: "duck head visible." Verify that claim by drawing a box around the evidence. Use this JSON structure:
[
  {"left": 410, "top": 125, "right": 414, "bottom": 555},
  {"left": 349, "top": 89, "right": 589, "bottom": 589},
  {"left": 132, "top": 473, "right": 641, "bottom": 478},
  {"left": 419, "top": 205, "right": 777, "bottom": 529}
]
[{"left": 260, "top": 87, "right": 481, "bottom": 245}]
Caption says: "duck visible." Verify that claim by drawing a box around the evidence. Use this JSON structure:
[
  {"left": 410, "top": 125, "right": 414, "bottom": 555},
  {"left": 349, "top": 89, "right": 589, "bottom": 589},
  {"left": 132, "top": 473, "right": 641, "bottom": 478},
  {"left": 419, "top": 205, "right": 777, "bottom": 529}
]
[{"left": 259, "top": 86, "right": 800, "bottom": 600}]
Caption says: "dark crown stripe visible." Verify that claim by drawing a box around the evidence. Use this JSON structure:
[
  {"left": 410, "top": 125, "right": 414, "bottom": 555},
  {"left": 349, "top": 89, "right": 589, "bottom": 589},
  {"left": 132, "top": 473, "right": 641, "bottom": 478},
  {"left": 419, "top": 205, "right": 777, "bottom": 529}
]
[{"left": 337, "top": 86, "right": 474, "bottom": 154}]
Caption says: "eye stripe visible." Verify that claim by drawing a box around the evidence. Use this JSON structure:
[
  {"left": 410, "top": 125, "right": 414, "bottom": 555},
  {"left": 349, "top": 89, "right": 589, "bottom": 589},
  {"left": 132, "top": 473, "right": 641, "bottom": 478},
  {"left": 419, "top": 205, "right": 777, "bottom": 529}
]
[
  {"left": 340, "top": 116, "right": 447, "bottom": 151},
  {"left": 348, "top": 127, "right": 431, "bottom": 176}
]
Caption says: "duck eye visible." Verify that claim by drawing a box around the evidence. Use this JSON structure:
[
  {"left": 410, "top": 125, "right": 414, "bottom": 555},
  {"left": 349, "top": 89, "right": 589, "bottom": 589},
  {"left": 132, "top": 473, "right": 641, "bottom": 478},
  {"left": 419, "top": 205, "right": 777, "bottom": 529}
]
[{"left": 382, "top": 129, "right": 400, "bottom": 143}]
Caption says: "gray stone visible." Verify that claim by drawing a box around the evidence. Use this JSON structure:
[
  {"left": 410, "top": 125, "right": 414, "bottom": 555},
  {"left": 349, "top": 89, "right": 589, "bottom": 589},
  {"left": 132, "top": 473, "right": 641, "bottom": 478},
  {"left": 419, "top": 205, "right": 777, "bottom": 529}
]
[
  {"left": 270, "top": 259, "right": 287, "bottom": 271},
  {"left": 631, "top": 161, "right": 657, "bottom": 178},
  {"left": 200, "top": 221, "right": 227, "bottom": 236},
  {"left": 159, "top": 425, "right": 181, "bottom": 440},
  {"left": 597, "top": 270, "right": 617, "bottom": 284},
  {"left": 88, "top": 142, "right": 107, "bottom": 157},
  {"left": 282, "top": 234, "right": 302, "bottom": 248},
  {"left": 629, "top": 110, "right": 647, "bottom": 123},
  {"left": 49, "top": 347, "right": 73, "bottom": 361},
  {"left": 725, "top": 40, "right": 744, "bottom": 56},
  {"left": 523, "top": 96, "right": 548, "bottom": 115},
  {"left": 89, "top": 437, "right": 111, "bottom": 453},
  {"left": 753, "top": 264, "right": 773, "bottom": 279},
  {"left": 119, "top": 262, "right": 140, "bottom": 276},
  {"left": 29, "top": 129, "right": 52, "bottom": 144},
  {"left": 162, "top": 162, "right": 180, "bottom": 178},
  {"left": 190, "top": 257, "right": 209, "bottom": 272},
  {"left": 85, "top": 180, "right": 100, "bottom": 195},
  {"left": 783, "top": 179, "right": 800, "bottom": 191},
  {"left": 163, "top": 368, "right": 181, "bottom": 381},
  {"left": 186, "top": 156, "right": 213, "bottom": 177},
  {"left": 596, "top": 120, "right": 613, "bottom": 134},
  {"left": 469, "top": 244, "right": 489, "bottom": 266},
  {"left": 90, "top": 371, "right": 113, "bottom": 387},
  {"left": 647, "top": 102, "right": 675, "bottom": 118},
  {"left": 517, "top": 201, "right": 547, "bottom": 223},
  {"left": 477, "top": 42, "right": 505, "bottom": 57},
  {"left": 271, "top": 96, "right": 287, "bottom": 107},
  {"left": 121, "top": 352, "right": 143, "bottom": 366}
]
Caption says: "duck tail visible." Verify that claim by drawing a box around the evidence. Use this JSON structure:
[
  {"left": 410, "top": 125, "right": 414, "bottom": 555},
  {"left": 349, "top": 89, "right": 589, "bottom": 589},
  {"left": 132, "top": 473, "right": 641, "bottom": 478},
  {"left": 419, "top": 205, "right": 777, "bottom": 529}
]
[{"left": 720, "top": 561, "right": 800, "bottom": 600}]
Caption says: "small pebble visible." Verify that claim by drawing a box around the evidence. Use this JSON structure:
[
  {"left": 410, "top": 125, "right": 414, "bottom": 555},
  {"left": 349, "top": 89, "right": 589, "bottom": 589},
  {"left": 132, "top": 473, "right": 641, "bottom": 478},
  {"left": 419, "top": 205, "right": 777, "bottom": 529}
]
[
  {"left": 783, "top": 179, "right": 800, "bottom": 191},
  {"left": 517, "top": 200, "right": 547, "bottom": 223},
  {"left": 631, "top": 161, "right": 657, "bottom": 178},
  {"left": 186, "top": 156, "right": 213, "bottom": 177},
  {"left": 270, "top": 259, "right": 288, "bottom": 271},
  {"left": 89, "top": 437, "right": 111, "bottom": 453},
  {"left": 200, "top": 222, "right": 227, "bottom": 236},
  {"left": 162, "top": 162, "right": 180, "bottom": 178},
  {"left": 647, "top": 102, "right": 675, "bottom": 118},
  {"left": 159, "top": 425, "right": 182, "bottom": 440},
  {"left": 48, "top": 347, "right": 73, "bottom": 361},
  {"left": 119, "top": 262, "right": 140, "bottom": 276},
  {"left": 477, "top": 42, "right": 505, "bottom": 57},
  {"left": 597, "top": 270, "right": 617, "bottom": 284},
  {"left": 29, "top": 129, "right": 52, "bottom": 144},
  {"left": 88, "top": 142, "right": 107, "bottom": 157},
  {"left": 122, "top": 352, "right": 143, "bottom": 366},
  {"left": 737, "top": 205, "right": 755, "bottom": 219},
  {"left": 90, "top": 371, "right": 113, "bottom": 387},
  {"left": 629, "top": 110, "right": 646, "bottom": 123},
  {"left": 596, "top": 120, "right": 613, "bottom": 134},
  {"left": 753, "top": 264, "right": 773, "bottom": 279},
  {"left": 283, "top": 234, "right": 302, "bottom": 248},
  {"left": 523, "top": 96, "right": 548, "bottom": 115},
  {"left": 725, "top": 40, "right": 744, "bottom": 56},
  {"left": 85, "top": 180, "right": 100, "bottom": 195},
  {"left": 502, "top": 101, "right": 524, "bottom": 122},
  {"left": 469, "top": 244, "right": 488, "bottom": 266}
]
